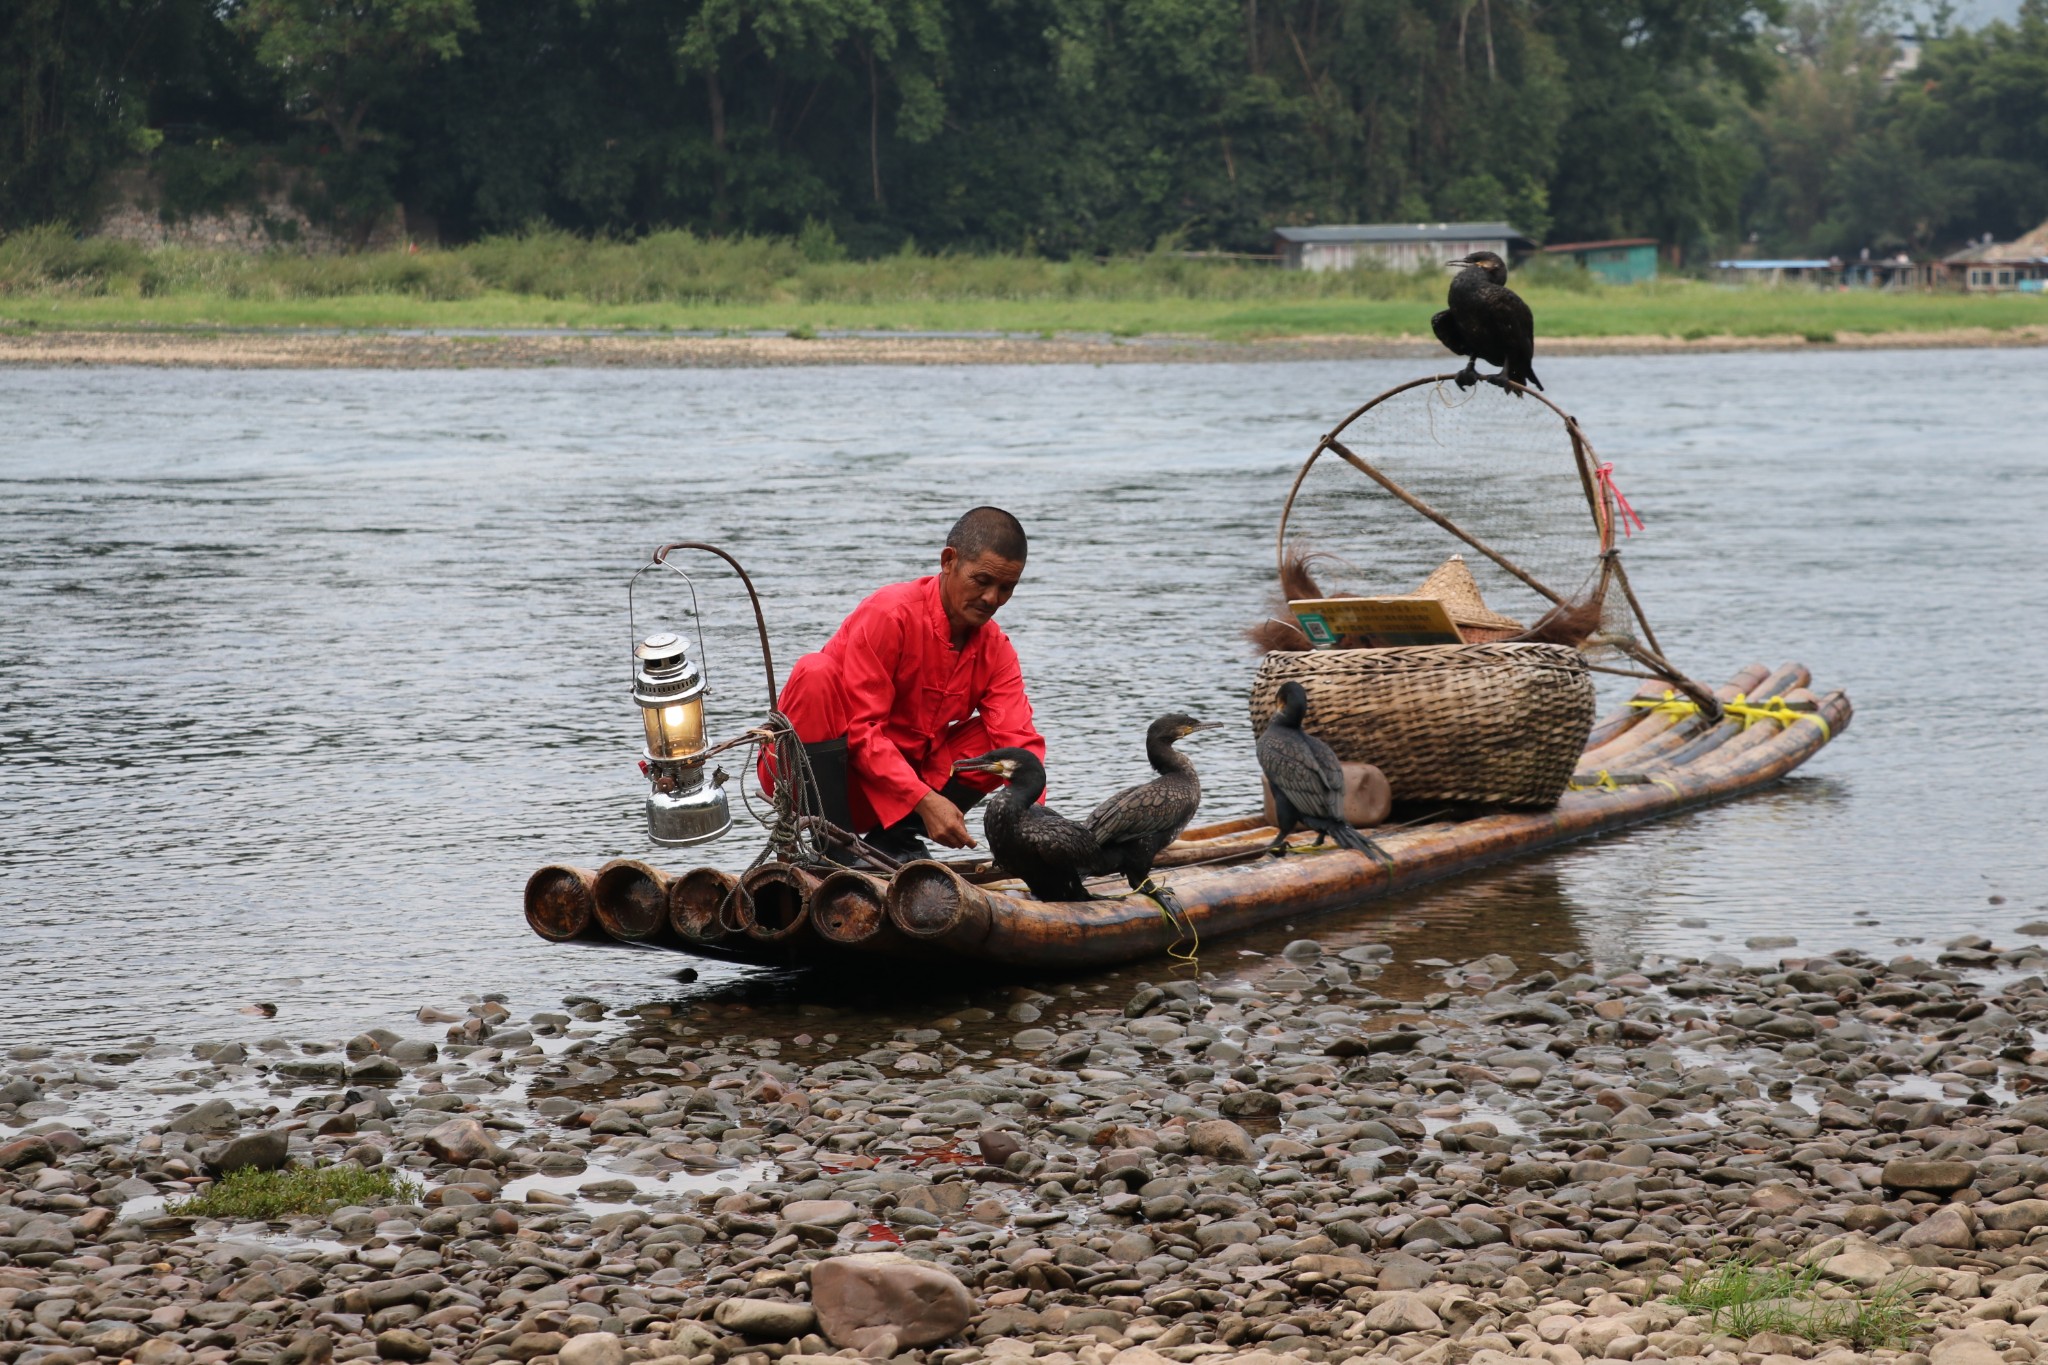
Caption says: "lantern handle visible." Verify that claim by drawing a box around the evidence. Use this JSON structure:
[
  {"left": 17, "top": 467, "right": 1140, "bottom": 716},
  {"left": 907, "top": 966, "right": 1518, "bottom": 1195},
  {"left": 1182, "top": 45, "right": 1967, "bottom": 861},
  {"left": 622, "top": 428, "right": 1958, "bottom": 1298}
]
[
  {"left": 628, "top": 559, "right": 712, "bottom": 698},
  {"left": 647, "top": 541, "right": 780, "bottom": 712}
]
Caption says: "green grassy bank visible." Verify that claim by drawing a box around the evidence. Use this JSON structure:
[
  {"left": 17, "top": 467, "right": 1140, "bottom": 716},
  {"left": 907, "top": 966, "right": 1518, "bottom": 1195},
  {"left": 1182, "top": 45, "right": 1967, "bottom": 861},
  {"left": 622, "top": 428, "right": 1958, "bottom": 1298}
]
[{"left": 3, "top": 226, "right": 2041, "bottom": 341}]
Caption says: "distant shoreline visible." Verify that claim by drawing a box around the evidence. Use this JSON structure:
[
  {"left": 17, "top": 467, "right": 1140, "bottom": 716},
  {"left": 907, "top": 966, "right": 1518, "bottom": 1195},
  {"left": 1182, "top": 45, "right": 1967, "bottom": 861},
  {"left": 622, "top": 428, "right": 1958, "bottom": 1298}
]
[{"left": 2, "top": 324, "right": 2044, "bottom": 368}]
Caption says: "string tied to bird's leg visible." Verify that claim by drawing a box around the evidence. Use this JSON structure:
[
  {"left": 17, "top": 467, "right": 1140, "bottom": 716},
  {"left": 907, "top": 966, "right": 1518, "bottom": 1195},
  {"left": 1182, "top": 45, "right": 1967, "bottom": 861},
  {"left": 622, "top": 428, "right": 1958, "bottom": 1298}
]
[
  {"left": 1595, "top": 463, "right": 1644, "bottom": 539},
  {"left": 1138, "top": 879, "right": 1199, "bottom": 963}
]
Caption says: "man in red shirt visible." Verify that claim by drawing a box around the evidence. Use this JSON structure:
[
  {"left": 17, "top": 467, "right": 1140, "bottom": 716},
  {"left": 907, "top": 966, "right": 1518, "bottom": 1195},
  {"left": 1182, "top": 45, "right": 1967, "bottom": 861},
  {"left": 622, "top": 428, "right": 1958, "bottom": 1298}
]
[{"left": 762, "top": 507, "right": 1046, "bottom": 862}]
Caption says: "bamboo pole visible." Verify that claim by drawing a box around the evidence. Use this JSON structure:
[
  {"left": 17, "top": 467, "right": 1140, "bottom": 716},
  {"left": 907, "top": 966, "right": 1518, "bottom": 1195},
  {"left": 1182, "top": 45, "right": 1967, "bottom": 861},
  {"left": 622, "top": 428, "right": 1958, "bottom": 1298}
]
[
  {"left": 811, "top": 869, "right": 890, "bottom": 945},
  {"left": 668, "top": 867, "right": 742, "bottom": 945},
  {"left": 737, "top": 863, "right": 823, "bottom": 946},
  {"left": 592, "top": 859, "right": 674, "bottom": 943},
  {"left": 524, "top": 865, "right": 603, "bottom": 942},
  {"left": 870, "top": 676, "right": 1849, "bottom": 968}
]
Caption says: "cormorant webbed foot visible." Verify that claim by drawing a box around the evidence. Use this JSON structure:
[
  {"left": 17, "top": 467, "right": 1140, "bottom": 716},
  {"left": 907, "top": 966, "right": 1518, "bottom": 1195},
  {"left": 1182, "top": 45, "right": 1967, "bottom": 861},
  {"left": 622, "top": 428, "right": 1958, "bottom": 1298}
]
[{"left": 1454, "top": 363, "right": 1480, "bottom": 390}]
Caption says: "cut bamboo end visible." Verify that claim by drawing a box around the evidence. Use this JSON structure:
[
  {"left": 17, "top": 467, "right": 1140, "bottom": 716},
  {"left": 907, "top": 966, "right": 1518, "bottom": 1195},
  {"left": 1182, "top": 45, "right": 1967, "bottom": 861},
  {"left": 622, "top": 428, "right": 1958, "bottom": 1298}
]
[
  {"left": 669, "top": 867, "right": 741, "bottom": 944},
  {"left": 887, "top": 860, "right": 982, "bottom": 940},
  {"left": 523, "top": 864, "right": 600, "bottom": 942},
  {"left": 592, "top": 859, "right": 673, "bottom": 942},
  {"left": 812, "top": 870, "right": 890, "bottom": 945},
  {"left": 737, "top": 863, "right": 820, "bottom": 943}
]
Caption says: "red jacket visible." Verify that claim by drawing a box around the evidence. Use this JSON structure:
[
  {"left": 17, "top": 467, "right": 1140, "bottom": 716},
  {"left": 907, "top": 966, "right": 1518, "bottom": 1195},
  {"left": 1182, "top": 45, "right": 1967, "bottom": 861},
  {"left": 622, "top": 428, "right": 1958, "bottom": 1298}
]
[{"left": 776, "top": 576, "right": 1045, "bottom": 830}]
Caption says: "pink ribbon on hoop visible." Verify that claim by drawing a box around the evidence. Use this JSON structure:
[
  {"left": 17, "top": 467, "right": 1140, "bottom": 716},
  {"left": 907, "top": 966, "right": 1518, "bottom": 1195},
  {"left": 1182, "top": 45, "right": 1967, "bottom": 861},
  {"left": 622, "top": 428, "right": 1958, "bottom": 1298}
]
[{"left": 1596, "top": 462, "right": 1645, "bottom": 539}]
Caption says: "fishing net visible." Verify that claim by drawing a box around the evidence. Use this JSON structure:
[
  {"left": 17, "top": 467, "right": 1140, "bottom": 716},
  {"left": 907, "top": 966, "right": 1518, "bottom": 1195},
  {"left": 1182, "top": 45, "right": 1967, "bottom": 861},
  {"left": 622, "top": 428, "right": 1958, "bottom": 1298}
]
[{"left": 1265, "top": 375, "right": 1715, "bottom": 712}]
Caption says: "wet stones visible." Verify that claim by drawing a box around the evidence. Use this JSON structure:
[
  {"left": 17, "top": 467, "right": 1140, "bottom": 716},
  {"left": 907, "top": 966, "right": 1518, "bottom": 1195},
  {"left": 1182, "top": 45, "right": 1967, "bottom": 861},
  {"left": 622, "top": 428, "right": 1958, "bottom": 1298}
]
[
  {"left": 201, "top": 1128, "right": 289, "bottom": 1174},
  {"left": 162, "top": 1096, "right": 238, "bottom": 1133},
  {"left": 419, "top": 1117, "right": 498, "bottom": 1164}
]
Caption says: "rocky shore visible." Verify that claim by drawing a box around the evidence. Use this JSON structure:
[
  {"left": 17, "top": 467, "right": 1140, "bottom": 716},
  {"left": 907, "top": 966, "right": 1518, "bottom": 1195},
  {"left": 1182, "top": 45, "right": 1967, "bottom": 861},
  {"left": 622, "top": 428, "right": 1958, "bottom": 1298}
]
[{"left": 12, "top": 931, "right": 2048, "bottom": 1365}]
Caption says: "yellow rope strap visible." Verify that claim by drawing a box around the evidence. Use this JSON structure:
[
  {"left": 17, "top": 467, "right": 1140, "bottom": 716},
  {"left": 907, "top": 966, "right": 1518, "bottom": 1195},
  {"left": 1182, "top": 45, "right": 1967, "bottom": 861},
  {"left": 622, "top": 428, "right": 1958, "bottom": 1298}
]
[{"left": 1627, "top": 690, "right": 1831, "bottom": 741}]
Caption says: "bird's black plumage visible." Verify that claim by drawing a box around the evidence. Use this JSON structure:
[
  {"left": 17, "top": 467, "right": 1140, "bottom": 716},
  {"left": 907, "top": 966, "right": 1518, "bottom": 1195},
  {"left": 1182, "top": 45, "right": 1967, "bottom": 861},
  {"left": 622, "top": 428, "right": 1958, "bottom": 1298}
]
[
  {"left": 1431, "top": 250, "right": 1543, "bottom": 394},
  {"left": 1255, "top": 681, "right": 1391, "bottom": 863},
  {"left": 1086, "top": 713, "right": 1218, "bottom": 891},
  {"left": 952, "top": 748, "right": 1101, "bottom": 903}
]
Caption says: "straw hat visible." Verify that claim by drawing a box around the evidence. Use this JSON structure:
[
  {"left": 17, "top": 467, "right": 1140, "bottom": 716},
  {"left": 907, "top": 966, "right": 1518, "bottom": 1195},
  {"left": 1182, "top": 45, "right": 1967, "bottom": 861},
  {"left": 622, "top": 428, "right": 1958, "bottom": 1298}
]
[{"left": 1396, "top": 555, "right": 1525, "bottom": 633}]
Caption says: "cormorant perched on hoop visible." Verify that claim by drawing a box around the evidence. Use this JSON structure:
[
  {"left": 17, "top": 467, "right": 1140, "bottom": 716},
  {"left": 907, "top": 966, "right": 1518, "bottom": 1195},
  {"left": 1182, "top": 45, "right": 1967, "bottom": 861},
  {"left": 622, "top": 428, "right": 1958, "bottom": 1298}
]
[
  {"left": 1431, "top": 250, "right": 1543, "bottom": 394},
  {"left": 1086, "top": 714, "right": 1220, "bottom": 894},
  {"left": 1255, "top": 682, "right": 1392, "bottom": 865},
  {"left": 951, "top": 748, "right": 1102, "bottom": 903}
]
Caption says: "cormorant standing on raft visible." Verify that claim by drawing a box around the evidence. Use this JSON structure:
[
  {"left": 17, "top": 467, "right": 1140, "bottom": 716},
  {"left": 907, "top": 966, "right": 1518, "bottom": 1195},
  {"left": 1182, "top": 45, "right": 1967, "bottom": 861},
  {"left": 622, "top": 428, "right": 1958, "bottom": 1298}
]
[
  {"left": 1255, "top": 681, "right": 1392, "bottom": 864},
  {"left": 1431, "top": 250, "right": 1543, "bottom": 394},
  {"left": 950, "top": 748, "right": 1101, "bottom": 903},
  {"left": 1086, "top": 713, "right": 1220, "bottom": 893}
]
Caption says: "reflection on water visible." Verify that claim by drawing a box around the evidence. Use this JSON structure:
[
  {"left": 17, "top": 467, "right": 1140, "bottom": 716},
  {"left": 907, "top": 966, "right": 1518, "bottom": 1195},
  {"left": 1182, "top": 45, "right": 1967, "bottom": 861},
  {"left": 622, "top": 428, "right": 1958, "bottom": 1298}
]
[{"left": 4, "top": 350, "right": 2045, "bottom": 1068}]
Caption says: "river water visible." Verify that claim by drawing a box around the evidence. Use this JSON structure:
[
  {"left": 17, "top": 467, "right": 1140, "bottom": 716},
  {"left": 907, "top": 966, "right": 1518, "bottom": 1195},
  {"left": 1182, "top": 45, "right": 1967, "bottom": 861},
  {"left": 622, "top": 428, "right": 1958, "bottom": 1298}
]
[{"left": 4, "top": 350, "right": 2044, "bottom": 1080}]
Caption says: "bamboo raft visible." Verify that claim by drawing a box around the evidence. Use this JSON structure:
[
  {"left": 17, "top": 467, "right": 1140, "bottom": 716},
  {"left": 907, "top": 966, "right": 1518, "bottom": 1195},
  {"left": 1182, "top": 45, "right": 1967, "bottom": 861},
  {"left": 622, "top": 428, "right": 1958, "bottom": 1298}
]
[{"left": 523, "top": 660, "right": 1850, "bottom": 971}]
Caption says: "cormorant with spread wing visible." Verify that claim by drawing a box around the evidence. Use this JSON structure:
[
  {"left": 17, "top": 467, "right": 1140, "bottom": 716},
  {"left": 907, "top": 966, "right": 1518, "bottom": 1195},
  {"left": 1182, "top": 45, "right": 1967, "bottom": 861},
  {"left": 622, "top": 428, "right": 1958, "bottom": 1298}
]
[
  {"left": 1086, "top": 713, "right": 1220, "bottom": 892},
  {"left": 1255, "top": 681, "right": 1391, "bottom": 864},
  {"left": 950, "top": 748, "right": 1101, "bottom": 902},
  {"left": 1431, "top": 250, "right": 1543, "bottom": 393}
]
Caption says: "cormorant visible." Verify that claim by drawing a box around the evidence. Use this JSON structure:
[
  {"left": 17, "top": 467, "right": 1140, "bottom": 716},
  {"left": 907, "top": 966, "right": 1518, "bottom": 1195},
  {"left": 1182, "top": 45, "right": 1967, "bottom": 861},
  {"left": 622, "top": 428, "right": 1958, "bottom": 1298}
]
[
  {"left": 950, "top": 748, "right": 1102, "bottom": 903},
  {"left": 1255, "top": 681, "right": 1392, "bottom": 864},
  {"left": 1431, "top": 250, "right": 1543, "bottom": 394},
  {"left": 1085, "top": 713, "right": 1221, "bottom": 891}
]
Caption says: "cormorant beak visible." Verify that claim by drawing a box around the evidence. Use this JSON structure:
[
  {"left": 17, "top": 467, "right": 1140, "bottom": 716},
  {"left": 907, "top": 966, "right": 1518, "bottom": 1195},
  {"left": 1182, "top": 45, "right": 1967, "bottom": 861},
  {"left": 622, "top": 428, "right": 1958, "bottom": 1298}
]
[
  {"left": 951, "top": 757, "right": 1011, "bottom": 779},
  {"left": 1445, "top": 256, "right": 1475, "bottom": 269},
  {"left": 1180, "top": 721, "right": 1224, "bottom": 739}
]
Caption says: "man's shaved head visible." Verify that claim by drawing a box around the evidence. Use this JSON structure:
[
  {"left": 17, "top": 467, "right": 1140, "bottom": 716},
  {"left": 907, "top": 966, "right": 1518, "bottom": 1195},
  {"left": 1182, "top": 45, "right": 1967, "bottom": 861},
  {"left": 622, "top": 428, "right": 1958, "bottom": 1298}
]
[{"left": 945, "top": 507, "right": 1028, "bottom": 564}]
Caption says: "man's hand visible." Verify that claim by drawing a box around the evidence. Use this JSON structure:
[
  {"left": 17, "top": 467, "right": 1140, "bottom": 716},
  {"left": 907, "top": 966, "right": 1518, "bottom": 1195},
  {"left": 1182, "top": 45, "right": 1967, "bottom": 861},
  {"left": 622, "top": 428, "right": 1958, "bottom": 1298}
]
[{"left": 914, "top": 790, "right": 976, "bottom": 849}]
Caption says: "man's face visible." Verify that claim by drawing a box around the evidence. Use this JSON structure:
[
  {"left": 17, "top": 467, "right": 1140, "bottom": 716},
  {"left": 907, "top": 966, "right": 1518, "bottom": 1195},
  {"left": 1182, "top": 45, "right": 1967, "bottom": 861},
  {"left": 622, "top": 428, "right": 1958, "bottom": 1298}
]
[{"left": 938, "top": 546, "right": 1024, "bottom": 635}]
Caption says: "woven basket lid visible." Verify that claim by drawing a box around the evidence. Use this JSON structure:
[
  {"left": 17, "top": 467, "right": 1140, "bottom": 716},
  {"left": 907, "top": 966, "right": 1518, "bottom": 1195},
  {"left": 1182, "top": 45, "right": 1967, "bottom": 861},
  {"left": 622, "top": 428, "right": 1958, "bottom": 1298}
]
[{"left": 1397, "top": 555, "right": 1526, "bottom": 633}]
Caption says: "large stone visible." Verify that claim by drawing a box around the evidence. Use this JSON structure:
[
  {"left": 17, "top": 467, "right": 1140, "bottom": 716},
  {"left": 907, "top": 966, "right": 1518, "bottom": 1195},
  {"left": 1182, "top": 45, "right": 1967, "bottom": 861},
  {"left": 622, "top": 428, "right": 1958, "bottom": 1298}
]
[
  {"left": 1820, "top": 1246, "right": 1894, "bottom": 1289},
  {"left": 421, "top": 1117, "right": 498, "bottom": 1164},
  {"left": 559, "top": 1332, "right": 626, "bottom": 1365},
  {"left": 1900, "top": 1204, "right": 1977, "bottom": 1250},
  {"left": 373, "top": 1329, "right": 432, "bottom": 1363},
  {"left": 0, "top": 1136, "right": 54, "bottom": 1170},
  {"left": 1882, "top": 1159, "right": 1977, "bottom": 1193},
  {"left": 204, "top": 1129, "right": 290, "bottom": 1174},
  {"left": 1186, "top": 1119, "right": 1257, "bottom": 1164},
  {"left": 1194, "top": 1220, "right": 1261, "bottom": 1249},
  {"left": 1363, "top": 1292, "right": 1443, "bottom": 1334},
  {"left": 780, "top": 1199, "right": 859, "bottom": 1229},
  {"left": 1931, "top": 1337, "right": 2008, "bottom": 1365},
  {"left": 714, "top": 1298, "right": 817, "bottom": 1340},
  {"left": 1978, "top": 1199, "right": 2048, "bottom": 1233},
  {"left": 976, "top": 1129, "right": 1024, "bottom": 1167},
  {"left": 810, "top": 1252, "right": 973, "bottom": 1355},
  {"left": 165, "top": 1097, "right": 239, "bottom": 1134}
]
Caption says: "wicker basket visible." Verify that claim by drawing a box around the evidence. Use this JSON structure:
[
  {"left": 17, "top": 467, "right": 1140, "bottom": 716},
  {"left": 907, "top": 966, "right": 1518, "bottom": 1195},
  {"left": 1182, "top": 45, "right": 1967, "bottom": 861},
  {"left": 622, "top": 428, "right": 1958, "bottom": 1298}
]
[{"left": 1249, "top": 644, "right": 1595, "bottom": 807}]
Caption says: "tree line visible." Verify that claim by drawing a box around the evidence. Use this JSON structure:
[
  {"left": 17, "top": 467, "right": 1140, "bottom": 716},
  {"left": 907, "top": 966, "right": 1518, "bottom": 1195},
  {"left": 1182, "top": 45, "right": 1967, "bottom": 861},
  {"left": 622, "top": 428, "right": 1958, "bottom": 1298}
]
[{"left": 2, "top": 0, "right": 2043, "bottom": 260}]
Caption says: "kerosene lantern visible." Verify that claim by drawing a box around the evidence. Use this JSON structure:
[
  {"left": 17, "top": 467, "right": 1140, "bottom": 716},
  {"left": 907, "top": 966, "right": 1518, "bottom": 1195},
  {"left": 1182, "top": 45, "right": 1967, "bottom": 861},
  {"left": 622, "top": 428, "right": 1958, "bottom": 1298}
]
[{"left": 631, "top": 630, "right": 731, "bottom": 845}]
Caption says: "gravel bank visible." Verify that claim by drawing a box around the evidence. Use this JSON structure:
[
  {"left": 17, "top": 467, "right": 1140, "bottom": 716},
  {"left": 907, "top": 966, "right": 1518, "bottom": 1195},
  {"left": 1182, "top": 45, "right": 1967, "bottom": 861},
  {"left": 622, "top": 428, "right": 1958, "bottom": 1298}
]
[
  {"left": 11, "top": 932, "right": 2048, "bottom": 1365},
  {"left": 0, "top": 327, "right": 2044, "bottom": 368}
]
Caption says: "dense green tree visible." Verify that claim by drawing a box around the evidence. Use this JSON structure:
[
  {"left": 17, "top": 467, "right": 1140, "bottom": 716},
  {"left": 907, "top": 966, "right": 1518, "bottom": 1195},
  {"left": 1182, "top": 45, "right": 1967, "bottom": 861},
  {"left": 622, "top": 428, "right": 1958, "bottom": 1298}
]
[
  {"left": 0, "top": 0, "right": 211, "bottom": 227},
  {"left": 8, "top": 0, "right": 2043, "bottom": 259}
]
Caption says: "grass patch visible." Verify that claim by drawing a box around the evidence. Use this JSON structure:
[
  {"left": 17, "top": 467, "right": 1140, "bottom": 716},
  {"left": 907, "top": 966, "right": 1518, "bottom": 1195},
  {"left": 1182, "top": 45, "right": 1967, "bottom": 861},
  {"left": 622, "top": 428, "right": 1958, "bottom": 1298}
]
[
  {"left": 1668, "top": 1259, "right": 1925, "bottom": 1351},
  {"left": 165, "top": 1164, "right": 422, "bottom": 1221},
  {"left": 2, "top": 225, "right": 2044, "bottom": 341}
]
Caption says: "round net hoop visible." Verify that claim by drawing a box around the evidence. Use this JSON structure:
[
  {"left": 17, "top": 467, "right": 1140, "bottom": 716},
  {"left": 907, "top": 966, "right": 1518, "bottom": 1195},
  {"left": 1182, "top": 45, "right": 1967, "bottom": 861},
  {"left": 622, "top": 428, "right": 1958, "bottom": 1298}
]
[{"left": 1266, "top": 373, "right": 1712, "bottom": 711}]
